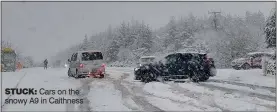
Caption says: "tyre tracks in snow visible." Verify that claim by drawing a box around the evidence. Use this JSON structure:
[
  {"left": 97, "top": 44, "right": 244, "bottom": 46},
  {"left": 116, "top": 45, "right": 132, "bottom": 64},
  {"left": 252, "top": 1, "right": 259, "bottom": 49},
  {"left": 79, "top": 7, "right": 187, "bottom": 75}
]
[
  {"left": 106, "top": 73, "right": 164, "bottom": 112},
  {"left": 1, "top": 72, "right": 27, "bottom": 110},
  {"left": 117, "top": 74, "right": 223, "bottom": 111},
  {"left": 198, "top": 82, "right": 275, "bottom": 101},
  {"left": 66, "top": 78, "right": 93, "bottom": 112},
  {"left": 169, "top": 82, "right": 275, "bottom": 110},
  {"left": 207, "top": 79, "right": 276, "bottom": 93},
  {"left": 167, "top": 81, "right": 276, "bottom": 110}
]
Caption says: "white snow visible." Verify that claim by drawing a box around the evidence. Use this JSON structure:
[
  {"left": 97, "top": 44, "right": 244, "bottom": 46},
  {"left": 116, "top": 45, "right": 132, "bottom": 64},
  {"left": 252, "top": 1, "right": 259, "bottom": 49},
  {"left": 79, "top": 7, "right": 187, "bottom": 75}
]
[
  {"left": 204, "top": 82, "right": 275, "bottom": 97},
  {"left": 1, "top": 67, "right": 275, "bottom": 111},
  {"left": 143, "top": 82, "right": 221, "bottom": 111},
  {"left": 1, "top": 69, "right": 27, "bottom": 105},
  {"left": 87, "top": 80, "right": 130, "bottom": 111},
  {"left": 122, "top": 95, "right": 142, "bottom": 110},
  {"left": 2, "top": 67, "right": 81, "bottom": 111},
  {"left": 177, "top": 82, "right": 275, "bottom": 111},
  {"left": 213, "top": 69, "right": 275, "bottom": 87},
  {"left": 146, "top": 96, "right": 202, "bottom": 111}
]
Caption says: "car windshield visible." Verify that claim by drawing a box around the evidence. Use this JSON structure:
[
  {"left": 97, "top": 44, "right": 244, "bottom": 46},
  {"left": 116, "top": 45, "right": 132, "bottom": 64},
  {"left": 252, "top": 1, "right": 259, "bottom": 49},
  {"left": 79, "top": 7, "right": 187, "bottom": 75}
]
[{"left": 81, "top": 52, "right": 103, "bottom": 61}]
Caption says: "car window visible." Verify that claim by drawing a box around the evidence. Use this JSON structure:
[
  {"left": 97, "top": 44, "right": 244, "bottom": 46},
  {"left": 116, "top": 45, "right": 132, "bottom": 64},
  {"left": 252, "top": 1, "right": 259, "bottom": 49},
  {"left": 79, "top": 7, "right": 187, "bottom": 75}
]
[{"left": 81, "top": 52, "right": 103, "bottom": 61}]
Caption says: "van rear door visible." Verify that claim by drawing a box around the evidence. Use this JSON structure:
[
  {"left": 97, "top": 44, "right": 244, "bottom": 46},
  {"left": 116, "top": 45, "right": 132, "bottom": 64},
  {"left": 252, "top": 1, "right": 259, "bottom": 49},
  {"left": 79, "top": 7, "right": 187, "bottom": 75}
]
[{"left": 80, "top": 52, "right": 103, "bottom": 69}]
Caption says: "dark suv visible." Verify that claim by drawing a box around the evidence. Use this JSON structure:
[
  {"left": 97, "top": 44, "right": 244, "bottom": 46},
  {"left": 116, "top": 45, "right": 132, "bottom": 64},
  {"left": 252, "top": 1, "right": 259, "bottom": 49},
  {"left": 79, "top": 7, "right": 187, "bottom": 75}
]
[{"left": 134, "top": 52, "right": 216, "bottom": 83}]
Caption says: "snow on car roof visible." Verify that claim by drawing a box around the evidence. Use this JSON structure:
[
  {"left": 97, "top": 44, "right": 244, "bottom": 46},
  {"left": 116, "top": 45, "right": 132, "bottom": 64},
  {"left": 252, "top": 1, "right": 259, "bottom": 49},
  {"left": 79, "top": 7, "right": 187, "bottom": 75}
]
[
  {"left": 140, "top": 56, "right": 156, "bottom": 59},
  {"left": 78, "top": 50, "right": 102, "bottom": 53},
  {"left": 176, "top": 49, "right": 207, "bottom": 54},
  {"left": 175, "top": 51, "right": 206, "bottom": 54}
]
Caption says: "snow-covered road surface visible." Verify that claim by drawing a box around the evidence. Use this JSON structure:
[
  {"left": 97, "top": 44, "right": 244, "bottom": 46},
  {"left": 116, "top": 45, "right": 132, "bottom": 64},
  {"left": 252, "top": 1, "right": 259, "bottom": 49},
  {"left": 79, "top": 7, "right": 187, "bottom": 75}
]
[{"left": 1, "top": 67, "right": 276, "bottom": 111}]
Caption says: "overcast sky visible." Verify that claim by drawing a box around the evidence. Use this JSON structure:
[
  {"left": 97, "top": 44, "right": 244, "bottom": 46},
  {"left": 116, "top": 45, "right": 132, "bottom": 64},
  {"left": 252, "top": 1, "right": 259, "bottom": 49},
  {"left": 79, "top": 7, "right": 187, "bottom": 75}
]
[{"left": 2, "top": 2, "right": 275, "bottom": 62}]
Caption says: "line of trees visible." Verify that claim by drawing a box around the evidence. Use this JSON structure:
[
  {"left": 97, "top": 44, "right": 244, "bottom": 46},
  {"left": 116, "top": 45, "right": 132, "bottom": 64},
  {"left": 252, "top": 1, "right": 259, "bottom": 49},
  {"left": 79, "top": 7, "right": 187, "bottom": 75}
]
[{"left": 53, "top": 9, "right": 275, "bottom": 68}]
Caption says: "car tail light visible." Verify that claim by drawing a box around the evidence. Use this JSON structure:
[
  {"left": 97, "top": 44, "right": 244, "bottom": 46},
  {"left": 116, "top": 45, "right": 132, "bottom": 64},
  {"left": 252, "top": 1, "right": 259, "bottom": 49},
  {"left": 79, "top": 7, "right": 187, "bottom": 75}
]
[
  {"left": 79, "top": 64, "right": 84, "bottom": 68},
  {"left": 101, "top": 64, "right": 106, "bottom": 68}
]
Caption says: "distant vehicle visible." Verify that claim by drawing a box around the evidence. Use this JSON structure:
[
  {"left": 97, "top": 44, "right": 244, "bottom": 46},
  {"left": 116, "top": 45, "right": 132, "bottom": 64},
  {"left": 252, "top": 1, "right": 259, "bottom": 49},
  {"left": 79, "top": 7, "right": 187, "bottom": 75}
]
[
  {"left": 1, "top": 48, "right": 17, "bottom": 72},
  {"left": 134, "top": 52, "right": 216, "bottom": 83},
  {"left": 67, "top": 50, "right": 105, "bottom": 79},
  {"left": 134, "top": 56, "right": 156, "bottom": 80},
  {"left": 231, "top": 52, "right": 274, "bottom": 70}
]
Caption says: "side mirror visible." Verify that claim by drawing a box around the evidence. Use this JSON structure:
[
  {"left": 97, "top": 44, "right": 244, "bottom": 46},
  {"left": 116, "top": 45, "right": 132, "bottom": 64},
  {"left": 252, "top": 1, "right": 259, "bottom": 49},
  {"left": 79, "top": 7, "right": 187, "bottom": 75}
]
[{"left": 68, "top": 59, "right": 71, "bottom": 62}]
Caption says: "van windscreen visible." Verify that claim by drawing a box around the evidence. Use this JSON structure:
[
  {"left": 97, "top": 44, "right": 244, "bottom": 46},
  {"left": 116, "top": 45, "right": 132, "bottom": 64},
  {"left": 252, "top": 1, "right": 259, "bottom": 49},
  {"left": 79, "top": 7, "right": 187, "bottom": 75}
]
[{"left": 81, "top": 52, "right": 103, "bottom": 61}]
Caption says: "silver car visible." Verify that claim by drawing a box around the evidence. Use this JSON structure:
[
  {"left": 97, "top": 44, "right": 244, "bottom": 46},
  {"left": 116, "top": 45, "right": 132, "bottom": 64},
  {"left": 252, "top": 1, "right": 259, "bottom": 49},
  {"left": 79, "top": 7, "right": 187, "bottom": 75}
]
[{"left": 67, "top": 50, "right": 105, "bottom": 78}]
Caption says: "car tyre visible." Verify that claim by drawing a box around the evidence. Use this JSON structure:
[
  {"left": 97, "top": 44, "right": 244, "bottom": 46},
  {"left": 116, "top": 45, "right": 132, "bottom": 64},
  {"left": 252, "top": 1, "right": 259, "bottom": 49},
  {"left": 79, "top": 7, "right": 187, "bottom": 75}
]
[
  {"left": 141, "top": 72, "right": 152, "bottom": 83},
  {"left": 189, "top": 70, "right": 200, "bottom": 83},
  {"left": 242, "top": 63, "right": 251, "bottom": 70},
  {"left": 100, "top": 74, "right": 105, "bottom": 78},
  {"left": 233, "top": 67, "right": 241, "bottom": 70},
  {"left": 74, "top": 70, "right": 80, "bottom": 79},
  {"left": 68, "top": 69, "right": 72, "bottom": 77},
  {"left": 134, "top": 75, "right": 141, "bottom": 80},
  {"left": 199, "top": 75, "right": 209, "bottom": 82}
]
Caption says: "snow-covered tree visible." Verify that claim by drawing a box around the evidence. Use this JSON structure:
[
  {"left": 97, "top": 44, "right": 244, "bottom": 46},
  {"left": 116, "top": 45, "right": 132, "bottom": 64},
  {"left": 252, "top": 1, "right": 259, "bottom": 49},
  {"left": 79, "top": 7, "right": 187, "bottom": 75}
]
[
  {"left": 106, "top": 39, "right": 120, "bottom": 62},
  {"left": 80, "top": 35, "right": 89, "bottom": 50},
  {"left": 264, "top": 9, "right": 276, "bottom": 48},
  {"left": 23, "top": 56, "right": 34, "bottom": 68},
  {"left": 164, "top": 16, "right": 178, "bottom": 49}
]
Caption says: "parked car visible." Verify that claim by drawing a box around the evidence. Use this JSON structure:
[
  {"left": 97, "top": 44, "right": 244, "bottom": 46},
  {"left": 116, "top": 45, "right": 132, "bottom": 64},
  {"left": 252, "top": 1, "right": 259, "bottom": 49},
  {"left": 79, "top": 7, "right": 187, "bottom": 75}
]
[
  {"left": 134, "top": 52, "right": 216, "bottom": 83},
  {"left": 231, "top": 52, "right": 274, "bottom": 70},
  {"left": 67, "top": 50, "right": 106, "bottom": 79},
  {"left": 134, "top": 56, "right": 156, "bottom": 80}
]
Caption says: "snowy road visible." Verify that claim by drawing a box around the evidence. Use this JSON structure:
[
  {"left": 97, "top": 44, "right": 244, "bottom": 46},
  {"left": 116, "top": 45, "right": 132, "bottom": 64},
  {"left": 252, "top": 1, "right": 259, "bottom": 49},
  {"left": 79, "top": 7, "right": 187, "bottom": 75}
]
[{"left": 1, "top": 67, "right": 276, "bottom": 111}]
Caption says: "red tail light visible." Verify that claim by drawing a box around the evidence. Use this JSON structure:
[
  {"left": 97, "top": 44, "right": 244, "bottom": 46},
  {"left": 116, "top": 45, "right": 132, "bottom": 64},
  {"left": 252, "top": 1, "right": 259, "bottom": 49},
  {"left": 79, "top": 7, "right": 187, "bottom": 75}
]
[
  {"left": 101, "top": 64, "right": 106, "bottom": 68},
  {"left": 80, "top": 64, "right": 84, "bottom": 68}
]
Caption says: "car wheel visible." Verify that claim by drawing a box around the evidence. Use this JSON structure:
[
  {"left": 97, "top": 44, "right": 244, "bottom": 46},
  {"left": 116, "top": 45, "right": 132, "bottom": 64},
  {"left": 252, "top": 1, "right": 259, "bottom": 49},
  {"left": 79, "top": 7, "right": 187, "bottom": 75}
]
[
  {"left": 100, "top": 74, "right": 105, "bottom": 78},
  {"left": 242, "top": 63, "right": 251, "bottom": 70},
  {"left": 141, "top": 72, "right": 152, "bottom": 83},
  {"left": 74, "top": 70, "right": 80, "bottom": 79},
  {"left": 233, "top": 67, "right": 241, "bottom": 70},
  {"left": 134, "top": 75, "right": 141, "bottom": 80},
  {"left": 68, "top": 69, "right": 71, "bottom": 77},
  {"left": 189, "top": 70, "right": 200, "bottom": 83},
  {"left": 199, "top": 75, "right": 209, "bottom": 82}
]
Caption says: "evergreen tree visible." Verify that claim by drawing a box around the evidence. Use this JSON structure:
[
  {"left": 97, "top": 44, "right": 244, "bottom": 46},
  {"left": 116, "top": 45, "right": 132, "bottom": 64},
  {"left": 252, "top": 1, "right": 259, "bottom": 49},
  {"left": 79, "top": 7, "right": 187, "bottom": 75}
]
[{"left": 264, "top": 9, "right": 276, "bottom": 48}]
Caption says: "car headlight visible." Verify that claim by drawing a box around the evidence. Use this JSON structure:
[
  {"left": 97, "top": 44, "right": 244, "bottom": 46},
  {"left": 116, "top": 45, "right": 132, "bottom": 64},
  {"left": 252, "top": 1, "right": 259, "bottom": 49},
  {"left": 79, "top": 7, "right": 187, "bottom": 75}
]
[
  {"left": 134, "top": 68, "right": 139, "bottom": 71},
  {"left": 139, "top": 64, "right": 142, "bottom": 66}
]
